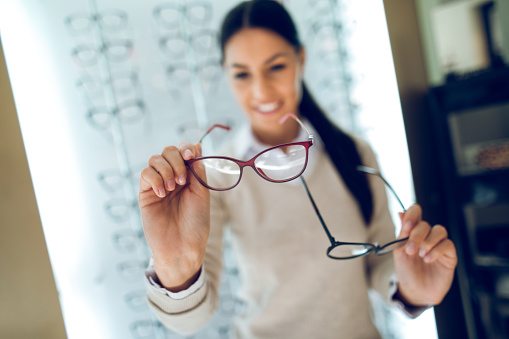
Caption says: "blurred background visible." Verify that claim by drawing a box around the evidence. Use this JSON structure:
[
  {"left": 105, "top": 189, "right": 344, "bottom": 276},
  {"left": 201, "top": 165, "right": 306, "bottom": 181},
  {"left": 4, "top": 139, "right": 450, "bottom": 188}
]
[{"left": 0, "top": 0, "right": 508, "bottom": 338}]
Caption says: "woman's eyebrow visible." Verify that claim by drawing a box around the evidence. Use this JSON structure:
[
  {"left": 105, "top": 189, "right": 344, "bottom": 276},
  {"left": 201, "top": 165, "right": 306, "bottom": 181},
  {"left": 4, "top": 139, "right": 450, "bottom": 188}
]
[
  {"left": 263, "top": 52, "right": 289, "bottom": 65},
  {"left": 230, "top": 52, "right": 290, "bottom": 69}
]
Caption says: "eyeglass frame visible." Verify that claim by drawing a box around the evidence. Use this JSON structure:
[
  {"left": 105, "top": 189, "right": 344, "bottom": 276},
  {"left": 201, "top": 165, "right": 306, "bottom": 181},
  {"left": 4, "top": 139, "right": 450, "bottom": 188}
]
[
  {"left": 159, "top": 29, "right": 218, "bottom": 59},
  {"left": 153, "top": 1, "right": 213, "bottom": 29},
  {"left": 86, "top": 99, "right": 145, "bottom": 130},
  {"left": 166, "top": 58, "right": 223, "bottom": 85},
  {"left": 300, "top": 165, "right": 410, "bottom": 259},
  {"left": 71, "top": 40, "right": 134, "bottom": 67},
  {"left": 64, "top": 10, "right": 129, "bottom": 34},
  {"left": 184, "top": 113, "right": 314, "bottom": 191}
]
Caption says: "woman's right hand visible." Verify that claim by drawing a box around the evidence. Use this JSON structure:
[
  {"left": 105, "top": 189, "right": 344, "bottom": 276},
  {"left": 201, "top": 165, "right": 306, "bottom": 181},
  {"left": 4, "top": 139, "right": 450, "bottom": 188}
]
[{"left": 139, "top": 142, "right": 210, "bottom": 292}]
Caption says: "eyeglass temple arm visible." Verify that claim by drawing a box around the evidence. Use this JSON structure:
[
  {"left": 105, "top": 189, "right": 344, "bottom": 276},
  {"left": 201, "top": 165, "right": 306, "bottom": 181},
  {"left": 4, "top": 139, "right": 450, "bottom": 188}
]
[
  {"left": 198, "top": 124, "right": 231, "bottom": 144},
  {"left": 300, "top": 177, "right": 336, "bottom": 245},
  {"left": 279, "top": 113, "right": 313, "bottom": 140},
  {"left": 356, "top": 165, "right": 406, "bottom": 212},
  {"left": 198, "top": 113, "right": 310, "bottom": 144}
]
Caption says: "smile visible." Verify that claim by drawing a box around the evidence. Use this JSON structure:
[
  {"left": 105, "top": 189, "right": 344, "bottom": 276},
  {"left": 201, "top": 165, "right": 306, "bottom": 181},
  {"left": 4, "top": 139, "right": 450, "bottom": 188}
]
[{"left": 254, "top": 101, "right": 282, "bottom": 114}]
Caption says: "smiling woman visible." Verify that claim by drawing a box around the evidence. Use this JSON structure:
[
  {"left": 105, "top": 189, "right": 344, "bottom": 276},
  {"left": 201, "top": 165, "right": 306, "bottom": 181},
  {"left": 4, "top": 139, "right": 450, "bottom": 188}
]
[
  {"left": 224, "top": 29, "right": 305, "bottom": 145},
  {"left": 1, "top": 0, "right": 448, "bottom": 338},
  {"left": 140, "top": 1, "right": 456, "bottom": 339}
]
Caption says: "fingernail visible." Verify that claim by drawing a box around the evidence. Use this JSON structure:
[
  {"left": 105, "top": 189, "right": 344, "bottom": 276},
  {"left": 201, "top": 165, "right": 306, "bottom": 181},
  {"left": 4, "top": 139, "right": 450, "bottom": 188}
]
[
  {"left": 178, "top": 175, "right": 186, "bottom": 185},
  {"left": 166, "top": 178, "right": 175, "bottom": 191},
  {"left": 158, "top": 187, "right": 166, "bottom": 198},
  {"left": 424, "top": 254, "right": 432, "bottom": 263},
  {"left": 406, "top": 242, "right": 416, "bottom": 255},
  {"left": 184, "top": 149, "right": 193, "bottom": 160},
  {"left": 419, "top": 248, "right": 427, "bottom": 258}
]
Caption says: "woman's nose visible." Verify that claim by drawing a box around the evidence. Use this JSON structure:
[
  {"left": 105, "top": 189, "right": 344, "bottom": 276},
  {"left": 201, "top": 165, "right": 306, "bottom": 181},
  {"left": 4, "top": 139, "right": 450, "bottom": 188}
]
[{"left": 251, "top": 76, "right": 272, "bottom": 100}]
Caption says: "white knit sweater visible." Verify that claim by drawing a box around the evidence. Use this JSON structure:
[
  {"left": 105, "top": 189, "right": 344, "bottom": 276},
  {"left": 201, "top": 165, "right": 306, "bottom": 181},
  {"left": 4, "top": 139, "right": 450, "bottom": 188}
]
[{"left": 146, "top": 131, "right": 406, "bottom": 339}]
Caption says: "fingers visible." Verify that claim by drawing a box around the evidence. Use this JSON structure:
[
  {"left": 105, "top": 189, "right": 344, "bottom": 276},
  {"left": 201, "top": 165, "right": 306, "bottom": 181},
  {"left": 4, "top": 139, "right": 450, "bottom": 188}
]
[
  {"left": 422, "top": 238, "right": 456, "bottom": 266},
  {"left": 399, "top": 204, "right": 422, "bottom": 238},
  {"left": 140, "top": 166, "right": 167, "bottom": 198},
  {"left": 404, "top": 220, "right": 430, "bottom": 255},
  {"left": 160, "top": 146, "right": 187, "bottom": 186},
  {"left": 397, "top": 204, "right": 457, "bottom": 268},
  {"left": 418, "top": 225, "right": 448, "bottom": 259},
  {"left": 140, "top": 142, "right": 202, "bottom": 198},
  {"left": 185, "top": 143, "right": 207, "bottom": 187},
  {"left": 178, "top": 141, "right": 198, "bottom": 160},
  {"left": 405, "top": 222, "right": 451, "bottom": 262}
]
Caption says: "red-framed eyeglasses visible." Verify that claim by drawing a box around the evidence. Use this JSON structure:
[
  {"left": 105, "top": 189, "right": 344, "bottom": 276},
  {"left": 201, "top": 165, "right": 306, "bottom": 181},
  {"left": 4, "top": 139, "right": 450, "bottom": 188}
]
[{"left": 185, "top": 113, "right": 314, "bottom": 191}]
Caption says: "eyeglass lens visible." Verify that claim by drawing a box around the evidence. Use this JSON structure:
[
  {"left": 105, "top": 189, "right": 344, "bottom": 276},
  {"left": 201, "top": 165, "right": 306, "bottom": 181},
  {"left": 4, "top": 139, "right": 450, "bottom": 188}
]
[
  {"left": 302, "top": 164, "right": 410, "bottom": 259},
  {"left": 376, "top": 238, "right": 409, "bottom": 255},
  {"left": 87, "top": 100, "right": 145, "bottom": 129},
  {"left": 254, "top": 144, "right": 307, "bottom": 180},
  {"left": 154, "top": 2, "right": 212, "bottom": 28},
  {"left": 65, "top": 11, "right": 128, "bottom": 34},
  {"left": 328, "top": 238, "right": 409, "bottom": 259},
  {"left": 328, "top": 244, "right": 373, "bottom": 259},
  {"left": 189, "top": 144, "right": 308, "bottom": 190}
]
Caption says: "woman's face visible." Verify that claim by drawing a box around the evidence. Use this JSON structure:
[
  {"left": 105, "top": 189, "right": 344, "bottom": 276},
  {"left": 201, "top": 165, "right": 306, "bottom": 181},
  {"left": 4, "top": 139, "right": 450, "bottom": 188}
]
[{"left": 223, "top": 28, "right": 305, "bottom": 144}]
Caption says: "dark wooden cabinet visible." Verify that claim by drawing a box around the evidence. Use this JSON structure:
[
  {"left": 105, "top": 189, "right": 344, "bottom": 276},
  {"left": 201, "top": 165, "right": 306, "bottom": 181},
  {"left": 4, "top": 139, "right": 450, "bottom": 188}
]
[{"left": 428, "top": 67, "right": 509, "bottom": 339}]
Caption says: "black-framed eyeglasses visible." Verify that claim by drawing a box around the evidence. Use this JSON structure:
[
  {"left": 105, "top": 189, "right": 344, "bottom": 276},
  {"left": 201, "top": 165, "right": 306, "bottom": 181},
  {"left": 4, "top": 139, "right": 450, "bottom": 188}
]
[
  {"left": 185, "top": 113, "right": 314, "bottom": 191},
  {"left": 301, "top": 165, "right": 409, "bottom": 259}
]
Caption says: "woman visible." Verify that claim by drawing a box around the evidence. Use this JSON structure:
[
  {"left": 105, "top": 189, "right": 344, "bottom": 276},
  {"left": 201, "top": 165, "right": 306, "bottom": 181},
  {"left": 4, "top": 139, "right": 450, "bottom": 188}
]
[{"left": 139, "top": 1, "right": 457, "bottom": 338}]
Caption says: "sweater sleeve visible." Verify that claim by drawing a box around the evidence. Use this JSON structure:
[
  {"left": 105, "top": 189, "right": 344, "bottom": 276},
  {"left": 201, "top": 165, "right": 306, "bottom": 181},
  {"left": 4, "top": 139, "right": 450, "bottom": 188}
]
[{"left": 146, "top": 190, "right": 228, "bottom": 335}]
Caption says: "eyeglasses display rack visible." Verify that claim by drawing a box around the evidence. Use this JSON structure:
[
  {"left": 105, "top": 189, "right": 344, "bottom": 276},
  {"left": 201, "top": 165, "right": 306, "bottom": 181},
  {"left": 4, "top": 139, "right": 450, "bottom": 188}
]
[
  {"left": 66, "top": 0, "right": 165, "bottom": 337},
  {"left": 303, "top": 0, "right": 359, "bottom": 134}
]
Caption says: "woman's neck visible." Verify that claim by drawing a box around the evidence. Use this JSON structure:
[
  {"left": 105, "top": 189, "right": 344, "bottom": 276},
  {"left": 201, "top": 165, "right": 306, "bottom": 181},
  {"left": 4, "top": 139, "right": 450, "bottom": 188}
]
[{"left": 251, "top": 121, "right": 301, "bottom": 146}]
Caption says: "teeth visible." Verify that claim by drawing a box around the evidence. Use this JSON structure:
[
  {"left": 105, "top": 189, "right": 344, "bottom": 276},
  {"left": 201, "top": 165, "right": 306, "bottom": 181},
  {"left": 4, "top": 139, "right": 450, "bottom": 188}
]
[{"left": 257, "top": 102, "right": 279, "bottom": 112}]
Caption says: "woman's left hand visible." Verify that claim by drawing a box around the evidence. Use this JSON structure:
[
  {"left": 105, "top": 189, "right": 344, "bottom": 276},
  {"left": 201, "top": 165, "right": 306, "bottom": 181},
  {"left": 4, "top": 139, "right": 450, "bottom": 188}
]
[{"left": 392, "top": 204, "right": 458, "bottom": 307}]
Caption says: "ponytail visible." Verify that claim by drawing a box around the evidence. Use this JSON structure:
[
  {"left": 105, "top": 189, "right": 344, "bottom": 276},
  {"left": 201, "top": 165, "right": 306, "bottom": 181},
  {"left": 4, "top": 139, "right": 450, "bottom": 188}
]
[{"left": 300, "top": 83, "right": 373, "bottom": 225}]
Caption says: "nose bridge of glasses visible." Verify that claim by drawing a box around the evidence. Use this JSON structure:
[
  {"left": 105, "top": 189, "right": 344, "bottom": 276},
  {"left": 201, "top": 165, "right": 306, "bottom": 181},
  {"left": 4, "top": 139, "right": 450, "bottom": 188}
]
[{"left": 245, "top": 154, "right": 271, "bottom": 180}]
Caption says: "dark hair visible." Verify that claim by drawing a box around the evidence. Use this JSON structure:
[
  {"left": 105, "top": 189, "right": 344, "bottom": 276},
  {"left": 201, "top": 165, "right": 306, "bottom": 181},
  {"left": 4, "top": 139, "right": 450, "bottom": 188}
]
[{"left": 219, "top": 0, "right": 373, "bottom": 225}]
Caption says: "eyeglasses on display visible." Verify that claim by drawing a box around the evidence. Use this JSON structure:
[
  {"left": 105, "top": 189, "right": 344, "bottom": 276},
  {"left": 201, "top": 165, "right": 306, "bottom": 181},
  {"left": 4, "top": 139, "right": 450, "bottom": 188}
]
[
  {"left": 124, "top": 290, "right": 149, "bottom": 312},
  {"left": 153, "top": 1, "right": 212, "bottom": 29},
  {"left": 159, "top": 29, "right": 218, "bottom": 59},
  {"left": 65, "top": 10, "right": 128, "bottom": 35},
  {"left": 112, "top": 229, "right": 145, "bottom": 253},
  {"left": 86, "top": 99, "right": 145, "bottom": 130},
  {"left": 166, "top": 58, "right": 222, "bottom": 86},
  {"left": 71, "top": 40, "right": 134, "bottom": 67}
]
